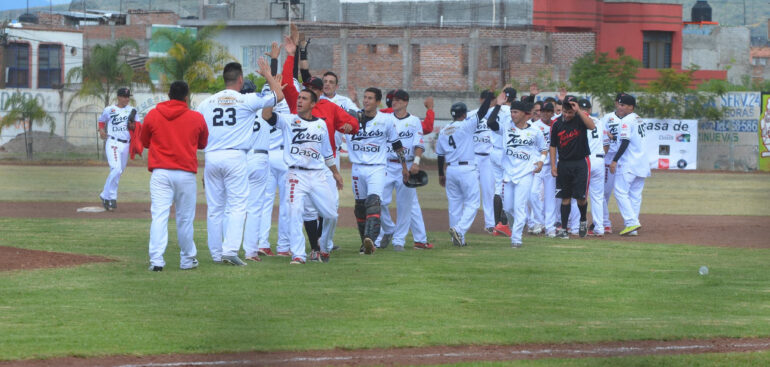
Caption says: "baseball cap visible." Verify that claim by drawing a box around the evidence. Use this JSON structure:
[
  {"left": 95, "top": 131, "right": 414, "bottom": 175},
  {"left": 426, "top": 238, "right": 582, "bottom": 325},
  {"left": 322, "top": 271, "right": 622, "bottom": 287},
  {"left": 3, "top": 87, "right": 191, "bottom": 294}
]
[
  {"left": 302, "top": 76, "right": 323, "bottom": 90},
  {"left": 503, "top": 87, "right": 517, "bottom": 103},
  {"left": 117, "top": 88, "right": 132, "bottom": 97},
  {"left": 510, "top": 101, "right": 532, "bottom": 113},
  {"left": 618, "top": 93, "right": 636, "bottom": 106},
  {"left": 562, "top": 95, "right": 578, "bottom": 110},
  {"left": 450, "top": 102, "right": 468, "bottom": 118},
  {"left": 578, "top": 98, "right": 591, "bottom": 109},
  {"left": 542, "top": 102, "right": 554, "bottom": 112},
  {"left": 392, "top": 89, "right": 409, "bottom": 101}
]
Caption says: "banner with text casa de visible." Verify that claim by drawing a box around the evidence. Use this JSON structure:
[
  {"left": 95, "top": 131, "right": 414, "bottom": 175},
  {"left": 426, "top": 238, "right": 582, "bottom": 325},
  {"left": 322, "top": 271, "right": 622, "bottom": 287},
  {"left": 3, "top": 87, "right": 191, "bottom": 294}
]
[
  {"left": 642, "top": 119, "right": 698, "bottom": 170},
  {"left": 760, "top": 93, "right": 770, "bottom": 172}
]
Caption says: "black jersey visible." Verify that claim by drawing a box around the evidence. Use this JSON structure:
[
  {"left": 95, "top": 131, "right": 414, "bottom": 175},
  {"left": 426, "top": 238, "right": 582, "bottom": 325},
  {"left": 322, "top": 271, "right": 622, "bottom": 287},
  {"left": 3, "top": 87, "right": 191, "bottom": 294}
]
[{"left": 550, "top": 114, "right": 590, "bottom": 161}]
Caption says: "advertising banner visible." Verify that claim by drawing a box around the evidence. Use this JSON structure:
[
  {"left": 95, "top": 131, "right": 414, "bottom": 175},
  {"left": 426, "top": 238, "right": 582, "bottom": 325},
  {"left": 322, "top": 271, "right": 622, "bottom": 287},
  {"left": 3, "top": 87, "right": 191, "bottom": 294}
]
[
  {"left": 759, "top": 93, "right": 770, "bottom": 172},
  {"left": 698, "top": 92, "right": 761, "bottom": 171},
  {"left": 641, "top": 119, "right": 698, "bottom": 170}
]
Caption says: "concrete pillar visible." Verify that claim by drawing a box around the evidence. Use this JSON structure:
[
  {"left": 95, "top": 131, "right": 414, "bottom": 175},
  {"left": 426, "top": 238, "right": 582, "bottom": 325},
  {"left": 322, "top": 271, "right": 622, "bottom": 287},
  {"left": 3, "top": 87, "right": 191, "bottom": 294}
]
[
  {"left": 340, "top": 28, "right": 348, "bottom": 89},
  {"left": 468, "top": 29, "right": 479, "bottom": 90},
  {"left": 402, "top": 28, "right": 411, "bottom": 90}
]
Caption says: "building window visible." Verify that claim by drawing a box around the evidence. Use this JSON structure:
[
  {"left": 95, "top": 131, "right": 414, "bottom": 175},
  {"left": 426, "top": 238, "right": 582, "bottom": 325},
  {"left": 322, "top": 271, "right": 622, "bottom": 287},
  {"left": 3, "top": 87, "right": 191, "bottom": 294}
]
[
  {"left": 411, "top": 45, "right": 420, "bottom": 77},
  {"left": 489, "top": 45, "right": 501, "bottom": 68},
  {"left": 7, "top": 43, "right": 30, "bottom": 88},
  {"left": 242, "top": 45, "right": 270, "bottom": 73},
  {"left": 461, "top": 44, "right": 469, "bottom": 76},
  {"left": 643, "top": 31, "right": 672, "bottom": 69},
  {"left": 368, "top": 44, "right": 377, "bottom": 54},
  {"left": 752, "top": 57, "right": 767, "bottom": 66},
  {"left": 389, "top": 44, "right": 399, "bottom": 54},
  {"left": 38, "top": 44, "right": 63, "bottom": 88}
]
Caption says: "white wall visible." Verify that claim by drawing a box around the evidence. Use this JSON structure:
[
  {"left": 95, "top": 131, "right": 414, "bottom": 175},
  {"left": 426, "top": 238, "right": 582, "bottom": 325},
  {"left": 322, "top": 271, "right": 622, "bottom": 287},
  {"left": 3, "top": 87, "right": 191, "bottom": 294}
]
[{"left": 5, "top": 27, "right": 84, "bottom": 88}]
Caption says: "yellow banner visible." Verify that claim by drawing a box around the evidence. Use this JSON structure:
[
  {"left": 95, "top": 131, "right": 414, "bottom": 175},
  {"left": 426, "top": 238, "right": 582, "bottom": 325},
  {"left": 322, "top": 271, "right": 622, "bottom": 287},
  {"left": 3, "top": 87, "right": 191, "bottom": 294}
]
[{"left": 760, "top": 93, "right": 770, "bottom": 172}]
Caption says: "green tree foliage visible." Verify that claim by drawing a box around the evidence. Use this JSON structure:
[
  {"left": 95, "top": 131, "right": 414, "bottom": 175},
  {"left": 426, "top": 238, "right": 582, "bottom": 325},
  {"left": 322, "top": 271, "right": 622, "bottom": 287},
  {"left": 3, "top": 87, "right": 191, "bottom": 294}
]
[
  {"left": 569, "top": 47, "right": 640, "bottom": 111},
  {"left": 698, "top": 75, "right": 770, "bottom": 94},
  {"left": 636, "top": 66, "right": 723, "bottom": 120},
  {"left": 147, "top": 25, "right": 234, "bottom": 93},
  {"left": 65, "top": 38, "right": 151, "bottom": 108},
  {"left": 0, "top": 94, "right": 56, "bottom": 159}
]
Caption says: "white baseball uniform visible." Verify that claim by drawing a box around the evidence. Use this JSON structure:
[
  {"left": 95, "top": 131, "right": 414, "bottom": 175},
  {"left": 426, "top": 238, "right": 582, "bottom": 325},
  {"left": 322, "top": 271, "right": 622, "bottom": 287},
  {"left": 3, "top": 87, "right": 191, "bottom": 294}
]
[
  {"left": 99, "top": 105, "right": 140, "bottom": 202},
  {"left": 436, "top": 115, "right": 481, "bottom": 244},
  {"left": 494, "top": 119, "right": 548, "bottom": 245},
  {"left": 242, "top": 104, "right": 273, "bottom": 259},
  {"left": 526, "top": 118, "right": 553, "bottom": 233},
  {"left": 346, "top": 111, "right": 399, "bottom": 200},
  {"left": 377, "top": 113, "right": 428, "bottom": 247},
  {"left": 197, "top": 89, "right": 276, "bottom": 261},
  {"left": 272, "top": 112, "right": 338, "bottom": 260},
  {"left": 614, "top": 113, "right": 650, "bottom": 228},
  {"left": 602, "top": 111, "right": 621, "bottom": 229},
  {"left": 586, "top": 115, "right": 608, "bottom": 235},
  {"left": 470, "top": 107, "right": 499, "bottom": 230}
]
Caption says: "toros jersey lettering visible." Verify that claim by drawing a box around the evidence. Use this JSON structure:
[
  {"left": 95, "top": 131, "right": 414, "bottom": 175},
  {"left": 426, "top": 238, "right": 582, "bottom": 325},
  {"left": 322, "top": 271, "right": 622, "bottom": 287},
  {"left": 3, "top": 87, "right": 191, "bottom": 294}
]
[
  {"left": 197, "top": 89, "right": 276, "bottom": 152},
  {"left": 99, "top": 105, "right": 139, "bottom": 141},
  {"left": 469, "top": 107, "right": 498, "bottom": 155},
  {"left": 274, "top": 113, "right": 333, "bottom": 170},
  {"left": 346, "top": 111, "right": 399, "bottom": 165},
  {"left": 494, "top": 120, "right": 547, "bottom": 182},
  {"left": 387, "top": 113, "right": 424, "bottom": 161}
]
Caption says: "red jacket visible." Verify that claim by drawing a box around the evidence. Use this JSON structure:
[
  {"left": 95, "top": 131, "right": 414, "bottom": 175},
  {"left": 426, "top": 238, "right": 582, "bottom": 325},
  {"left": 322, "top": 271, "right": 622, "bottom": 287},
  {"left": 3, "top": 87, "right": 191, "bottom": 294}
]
[
  {"left": 379, "top": 107, "right": 435, "bottom": 134},
  {"left": 140, "top": 99, "right": 208, "bottom": 173},
  {"left": 282, "top": 55, "right": 359, "bottom": 155}
]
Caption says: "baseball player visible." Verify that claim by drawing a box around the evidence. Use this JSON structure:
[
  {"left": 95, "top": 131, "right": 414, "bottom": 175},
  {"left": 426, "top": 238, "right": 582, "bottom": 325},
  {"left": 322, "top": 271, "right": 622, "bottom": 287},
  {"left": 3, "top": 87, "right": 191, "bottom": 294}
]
[
  {"left": 98, "top": 87, "right": 140, "bottom": 211},
  {"left": 487, "top": 96, "right": 548, "bottom": 248},
  {"left": 345, "top": 87, "right": 407, "bottom": 255},
  {"left": 262, "top": 89, "right": 343, "bottom": 264},
  {"left": 525, "top": 101, "right": 551, "bottom": 236},
  {"left": 578, "top": 98, "right": 608, "bottom": 237},
  {"left": 377, "top": 89, "right": 432, "bottom": 251},
  {"left": 197, "top": 59, "right": 283, "bottom": 266},
  {"left": 141, "top": 81, "right": 208, "bottom": 271},
  {"left": 549, "top": 96, "right": 596, "bottom": 239},
  {"left": 609, "top": 94, "right": 650, "bottom": 236},
  {"left": 599, "top": 95, "right": 623, "bottom": 234},
  {"left": 436, "top": 94, "right": 493, "bottom": 246},
  {"left": 471, "top": 90, "right": 501, "bottom": 234}
]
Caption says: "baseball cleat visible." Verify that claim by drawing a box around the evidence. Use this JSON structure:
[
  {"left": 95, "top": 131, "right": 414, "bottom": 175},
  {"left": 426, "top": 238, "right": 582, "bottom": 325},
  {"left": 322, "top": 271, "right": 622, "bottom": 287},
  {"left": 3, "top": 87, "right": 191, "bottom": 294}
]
[
  {"left": 258, "top": 248, "right": 276, "bottom": 256},
  {"left": 604, "top": 226, "right": 613, "bottom": 234},
  {"left": 556, "top": 228, "right": 569, "bottom": 239},
  {"left": 222, "top": 255, "right": 247, "bottom": 266},
  {"left": 579, "top": 221, "right": 587, "bottom": 238},
  {"left": 530, "top": 225, "right": 544, "bottom": 235},
  {"left": 332, "top": 245, "right": 341, "bottom": 251},
  {"left": 110, "top": 200, "right": 117, "bottom": 210},
  {"left": 449, "top": 227, "right": 463, "bottom": 247},
  {"left": 393, "top": 245, "right": 405, "bottom": 252},
  {"left": 99, "top": 195, "right": 110, "bottom": 211},
  {"left": 546, "top": 231, "right": 557, "bottom": 238},
  {"left": 149, "top": 265, "right": 163, "bottom": 272},
  {"left": 619, "top": 225, "right": 641, "bottom": 236},
  {"left": 289, "top": 257, "right": 306, "bottom": 265},
  {"left": 363, "top": 238, "right": 375, "bottom": 255},
  {"left": 320, "top": 252, "right": 330, "bottom": 263},
  {"left": 380, "top": 233, "right": 393, "bottom": 249},
  {"left": 628, "top": 230, "right": 638, "bottom": 236},
  {"left": 245, "top": 255, "right": 262, "bottom": 262},
  {"left": 587, "top": 230, "right": 605, "bottom": 237},
  {"left": 181, "top": 258, "right": 199, "bottom": 270},
  {"left": 413, "top": 242, "right": 434, "bottom": 250},
  {"left": 511, "top": 243, "right": 522, "bottom": 248},
  {"left": 309, "top": 250, "right": 321, "bottom": 262},
  {"left": 494, "top": 223, "right": 512, "bottom": 237},
  {"left": 485, "top": 227, "right": 495, "bottom": 235},
  {"left": 276, "top": 251, "right": 291, "bottom": 257}
]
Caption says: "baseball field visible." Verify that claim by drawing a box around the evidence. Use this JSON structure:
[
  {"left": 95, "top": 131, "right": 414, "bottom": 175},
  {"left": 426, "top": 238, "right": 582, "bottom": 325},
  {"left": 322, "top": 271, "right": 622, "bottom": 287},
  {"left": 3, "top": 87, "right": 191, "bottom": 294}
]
[{"left": 1, "top": 163, "right": 769, "bottom": 366}]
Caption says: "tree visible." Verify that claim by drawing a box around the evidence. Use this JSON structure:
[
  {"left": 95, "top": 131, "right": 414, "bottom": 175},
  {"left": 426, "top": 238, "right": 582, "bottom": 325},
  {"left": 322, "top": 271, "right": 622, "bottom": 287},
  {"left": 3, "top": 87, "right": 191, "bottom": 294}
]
[
  {"left": 636, "top": 66, "right": 723, "bottom": 121},
  {"left": 0, "top": 94, "right": 55, "bottom": 159},
  {"left": 65, "top": 38, "right": 151, "bottom": 108},
  {"left": 569, "top": 47, "right": 640, "bottom": 111},
  {"left": 146, "top": 25, "right": 234, "bottom": 93}
]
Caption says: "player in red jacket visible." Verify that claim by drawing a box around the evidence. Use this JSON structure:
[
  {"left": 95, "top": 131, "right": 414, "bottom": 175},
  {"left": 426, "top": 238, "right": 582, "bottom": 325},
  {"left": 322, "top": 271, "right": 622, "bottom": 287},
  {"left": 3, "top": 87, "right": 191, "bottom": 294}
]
[{"left": 141, "top": 81, "right": 208, "bottom": 272}]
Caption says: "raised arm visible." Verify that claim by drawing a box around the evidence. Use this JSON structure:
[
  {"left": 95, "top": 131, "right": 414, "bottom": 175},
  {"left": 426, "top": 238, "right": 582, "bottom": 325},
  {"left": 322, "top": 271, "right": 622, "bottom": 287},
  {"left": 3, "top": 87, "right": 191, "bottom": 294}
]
[
  {"left": 281, "top": 36, "right": 298, "bottom": 114},
  {"left": 421, "top": 96, "right": 434, "bottom": 134},
  {"left": 257, "top": 57, "right": 283, "bottom": 103}
]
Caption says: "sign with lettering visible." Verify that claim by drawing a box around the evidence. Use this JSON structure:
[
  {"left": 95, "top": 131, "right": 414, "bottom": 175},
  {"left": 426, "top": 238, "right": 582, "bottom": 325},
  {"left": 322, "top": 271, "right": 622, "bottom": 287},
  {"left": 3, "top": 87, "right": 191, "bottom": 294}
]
[{"left": 642, "top": 119, "right": 698, "bottom": 170}]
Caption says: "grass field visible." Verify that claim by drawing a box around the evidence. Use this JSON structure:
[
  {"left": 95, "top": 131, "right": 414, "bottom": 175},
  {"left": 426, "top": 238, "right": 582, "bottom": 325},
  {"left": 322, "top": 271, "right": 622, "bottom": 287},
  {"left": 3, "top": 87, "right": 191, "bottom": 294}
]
[{"left": 0, "top": 165, "right": 769, "bottom": 365}]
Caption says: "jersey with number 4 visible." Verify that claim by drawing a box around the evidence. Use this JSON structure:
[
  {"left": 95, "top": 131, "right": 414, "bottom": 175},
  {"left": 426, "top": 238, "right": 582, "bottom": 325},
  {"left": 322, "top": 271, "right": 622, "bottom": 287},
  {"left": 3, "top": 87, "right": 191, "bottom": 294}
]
[
  {"left": 99, "top": 105, "right": 139, "bottom": 141},
  {"left": 273, "top": 113, "right": 333, "bottom": 170},
  {"left": 197, "top": 89, "right": 276, "bottom": 152},
  {"left": 346, "top": 111, "right": 399, "bottom": 165},
  {"left": 436, "top": 115, "right": 478, "bottom": 164},
  {"left": 387, "top": 113, "right": 425, "bottom": 161},
  {"left": 617, "top": 114, "right": 650, "bottom": 177},
  {"left": 494, "top": 120, "right": 547, "bottom": 182}
]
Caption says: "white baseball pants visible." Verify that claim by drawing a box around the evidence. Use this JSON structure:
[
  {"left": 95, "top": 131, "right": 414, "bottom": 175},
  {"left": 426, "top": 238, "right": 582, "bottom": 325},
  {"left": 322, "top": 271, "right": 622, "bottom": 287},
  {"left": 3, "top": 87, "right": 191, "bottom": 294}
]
[
  {"left": 446, "top": 164, "right": 480, "bottom": 244},
  {"left": 490, "top": 149, "right": 504, "bottom": 196},
  {"left": 285, "top": 169, "right": 338, "bottom": 260},
  {"left": 351, "top": 164, "right": 386, "bottom": 200},
  {"left": 101, "top": 138, "right": 129, "bottom": 201},
  {"left": 243, "top": 152, "right": 269, "bottom": 258},
  {"left": 148, "top": 169, "right": 198, "bottom": 269},
  {"left": 603, "top": 153, "right": 617, "bottom": 228},
  {"left": 527, "top": 170, "right": 544, "bottom": 229},
  {"left": 539, "top": 166, "right": 557, "bottom": 235},
  {"left": 502, "top": 174, "right": 533, "bottom": 245},
  {"left": 614, "top": 171, "right": 645, "bottom": 227},
  {"left": 204, "top": 150, "right": 249, "bottom": 261},
  {"left": 378, "top": 162, "right": 428, "bottom": 247},
  {"left": 588, "top": 156, "right": 606, "bottom": 234},
  {"left": 476, "top": 154, "right": 496, "bottom": 229},
  {"left": 257, "top": 149, "right": 290, "bottom": 253}
]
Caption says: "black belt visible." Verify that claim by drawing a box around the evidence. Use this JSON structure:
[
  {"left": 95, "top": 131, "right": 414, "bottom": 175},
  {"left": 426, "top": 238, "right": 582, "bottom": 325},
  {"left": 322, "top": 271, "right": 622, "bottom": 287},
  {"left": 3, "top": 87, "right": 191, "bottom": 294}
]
[
  {"left": 278, "top": 145, "right": 284, "bottom": 150},
  {"left": 595, "top": 154, "right": 604, "bottom": 158},
  {"left": 448, "top": 161, "right": 470, "bottom": 166},
  {"left": 388, "top": 159, "right": 413, "bottom": 163},
  {"left": 252, "top": 149, "right": 268, "bottom": 154},
  {"left": 289, "top": 165, "right": 321, "bottom": 171},
  {"left": 109, "top": 136, "right": 128, "bottom": 143},
  {"left": 475, "top": 153, "right": 490, "bottom": 156},
  {"left": 354, "top": 163, "right": 383, "bottom": 166}
]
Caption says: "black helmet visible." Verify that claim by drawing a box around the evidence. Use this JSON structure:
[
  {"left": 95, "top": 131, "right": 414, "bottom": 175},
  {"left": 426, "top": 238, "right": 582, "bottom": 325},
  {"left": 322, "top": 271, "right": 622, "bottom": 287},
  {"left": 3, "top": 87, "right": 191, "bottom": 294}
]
[
  {"left": 404, "top": 170, "right": 429, "bottom": 188},
  {"left": 450, "top": 102, "right": 467, "bottom": 119},
  {"left": 240, "top": 79, "right": 257, "bottom": 94}
]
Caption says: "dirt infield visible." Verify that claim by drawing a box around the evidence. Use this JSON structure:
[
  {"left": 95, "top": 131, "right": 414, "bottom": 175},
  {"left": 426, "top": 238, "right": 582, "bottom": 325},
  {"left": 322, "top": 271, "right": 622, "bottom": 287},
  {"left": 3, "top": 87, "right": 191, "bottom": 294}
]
[
  {"left": 1, "top": 337, "right": 769, "bottom": 366},
  {"left": 0, "top": 246, "right": 113, "bottom": 272},
  {"left": 1, "top": 201, "right": 768, "bottom": 249}
]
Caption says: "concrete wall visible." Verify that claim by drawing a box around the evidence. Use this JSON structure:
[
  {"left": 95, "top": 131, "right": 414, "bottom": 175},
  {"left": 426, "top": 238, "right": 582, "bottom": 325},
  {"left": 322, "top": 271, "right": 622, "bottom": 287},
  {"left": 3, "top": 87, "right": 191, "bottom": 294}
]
[
  {"left": 683, "top": 24, "right": 751, "bottom": 84},
  {"left": 209, "top": 26, "right": 286, "bottom": 77}
]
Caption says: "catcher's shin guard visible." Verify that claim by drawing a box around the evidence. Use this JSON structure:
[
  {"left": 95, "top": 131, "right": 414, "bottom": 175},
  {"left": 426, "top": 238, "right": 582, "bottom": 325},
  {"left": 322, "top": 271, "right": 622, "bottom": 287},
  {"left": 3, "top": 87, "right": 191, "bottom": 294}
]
[
  {"left": 364, "top": 194, "right": 381, "bottom": 241},
  {"left": 354, "top": 199, "right": 367, "bottom": 241}
]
